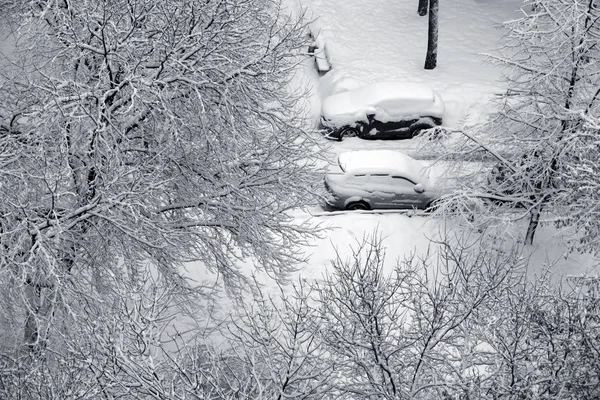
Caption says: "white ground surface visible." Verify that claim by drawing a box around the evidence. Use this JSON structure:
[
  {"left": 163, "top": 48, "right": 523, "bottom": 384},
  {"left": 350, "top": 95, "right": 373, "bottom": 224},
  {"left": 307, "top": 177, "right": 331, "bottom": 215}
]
[
  {"left": 186, "top": 0, "right": 599, "bottom": 300},
  {"left": 304, "top": 0, "right": 523, "bottom": 128},
  {"left": 260, "top": 0, "right": 599, "bottom": 294}
]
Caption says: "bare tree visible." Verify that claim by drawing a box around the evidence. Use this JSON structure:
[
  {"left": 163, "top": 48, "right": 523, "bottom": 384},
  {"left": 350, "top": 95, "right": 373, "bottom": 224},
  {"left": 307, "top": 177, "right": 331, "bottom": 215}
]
[
  {"left": 436, "top": 0, "right": 600, "bottom": 246},
  {"left": 464, "top": 270, "right": 600, "bottom": 399},
  {"left": 2, "top": 230, "right": 596, "bottom": 399},
  {"left": 294, "top": 233, "right": 600, "bottom": 399},
  {"left": 0, "top": 0, "right": 321, "bottom": 365},
  {"left": 0, "top": 270, "right": 336, "bottom": 399},
  {"left": 424, "top": 0, "right": 439, "bottom": 69},
  {"left": 296, "top": 232, "right": 522, "bottom": 399}
]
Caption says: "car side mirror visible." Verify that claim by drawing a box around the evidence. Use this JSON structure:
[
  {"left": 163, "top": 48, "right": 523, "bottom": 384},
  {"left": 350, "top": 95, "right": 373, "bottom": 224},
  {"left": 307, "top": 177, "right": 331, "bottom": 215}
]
[{"left": 414, "top": 183, "right": 425, "bottom": 193}]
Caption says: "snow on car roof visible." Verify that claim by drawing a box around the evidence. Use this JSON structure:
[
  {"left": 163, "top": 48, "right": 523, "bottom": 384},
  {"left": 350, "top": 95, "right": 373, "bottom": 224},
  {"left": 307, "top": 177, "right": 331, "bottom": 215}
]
[
  {"left": 337, "top": 150, "right": 428, "bottom": 182},
  {"left": 321, "top": 82, "right": 444, "bottom": 126}
]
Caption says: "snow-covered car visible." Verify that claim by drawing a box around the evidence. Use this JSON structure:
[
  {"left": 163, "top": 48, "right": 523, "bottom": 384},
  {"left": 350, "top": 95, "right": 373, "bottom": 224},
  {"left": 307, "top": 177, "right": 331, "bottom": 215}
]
[
  {"left": 320, "top": 82, "right": 445, "bottom": 140},
  {"left": 324, "top": 150, "right": 439, "bottom": 210}
]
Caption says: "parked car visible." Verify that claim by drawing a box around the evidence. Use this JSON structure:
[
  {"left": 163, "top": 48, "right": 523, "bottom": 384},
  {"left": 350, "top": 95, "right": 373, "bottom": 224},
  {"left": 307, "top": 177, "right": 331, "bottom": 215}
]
[
  {"left": 320, "top": 81, "right": 445, "bottom": 140},
  {"left": 324, "top": 150, "right": 439, "bottom": 210}
]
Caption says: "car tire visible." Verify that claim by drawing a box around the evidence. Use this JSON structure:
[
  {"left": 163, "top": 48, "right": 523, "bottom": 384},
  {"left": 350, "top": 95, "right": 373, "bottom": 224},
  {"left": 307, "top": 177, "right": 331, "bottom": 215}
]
[
  {"left": 410, "top": 121, "right": 436, "bottom": 138},
  {"left": 339, "top": 127, "right": 360, "bottom": 141},
  {"left": 425, "top": 201, "right": 438, "bottom": 213},
  {"left": 346, "top": 201, "right": 370, "bottom": 211}
]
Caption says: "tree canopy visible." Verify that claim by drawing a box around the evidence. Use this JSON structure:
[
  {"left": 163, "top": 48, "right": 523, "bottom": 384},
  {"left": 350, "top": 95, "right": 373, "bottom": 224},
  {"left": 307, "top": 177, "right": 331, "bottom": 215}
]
[{"left": 0, "top": 0, "right": 320, "bottom": 349}]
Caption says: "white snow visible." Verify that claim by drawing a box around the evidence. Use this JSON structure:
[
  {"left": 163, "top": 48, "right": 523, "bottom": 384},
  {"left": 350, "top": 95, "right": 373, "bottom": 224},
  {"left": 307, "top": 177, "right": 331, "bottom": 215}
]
[
  {"left": 328, "top": 75, "right": 364, "bottom": 95},
  {"left": 170, "top": 0, "right": 600, "bottom": 297},
  {"left": 0, "top": 27, "right": 15, "bottom": 58},
  {"left": 2, "top": 0, "right": 592, "bottom": 298},
  {"left": 337, "top": 150, "right": 429, "bottom": 182},
  {"left": 321, "top": 81, "right": 444, "bottom": 127},
  {"left": 304, "top": 0, "right": 525, "bottom": 131},
  {"left": 312, "top": 35, "right": 332, "bottom": 73},
  {"left": 277, "top": 0, "right": 598, "bottom": 288}
]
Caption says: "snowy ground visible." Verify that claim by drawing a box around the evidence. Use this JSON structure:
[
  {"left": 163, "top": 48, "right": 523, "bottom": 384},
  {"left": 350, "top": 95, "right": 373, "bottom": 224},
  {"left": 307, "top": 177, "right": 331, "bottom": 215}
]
[
  {"left": 184, "top": 0, "right": 600, "bottom": 298},
  {"left": 260, "top": 0, "right": 599, "bottom": 291},
  {"left": 303, "top": 0, "right": 523, "bottom": 127}
]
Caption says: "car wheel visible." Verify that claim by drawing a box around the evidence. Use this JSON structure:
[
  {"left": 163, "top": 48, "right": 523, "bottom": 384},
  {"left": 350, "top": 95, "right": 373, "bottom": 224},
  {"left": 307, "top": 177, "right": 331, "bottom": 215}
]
[
  {"left": 410, "top": 122, "right": 436, "bottom": 138},
  {"left": 425, "top": 201, "right": 438, "bottom": 213},
  {"left": 339, "top": 127, "right": 360, "bottom": 140},
  {"left": 346, "top": 201, "right": 370, "bottom": 211}
]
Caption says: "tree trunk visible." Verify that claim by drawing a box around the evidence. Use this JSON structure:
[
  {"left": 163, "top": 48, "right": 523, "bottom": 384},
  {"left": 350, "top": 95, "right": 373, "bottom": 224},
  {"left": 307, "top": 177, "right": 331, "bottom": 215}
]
[
  {"left": 424, "top": 0, "right": 438, "bottom": 70},
  {"left": 24, "top": 284, "right": 41, "bottom": 349},
  {"left": 525, "top": 207, "right": 540, "bottom": 245},
  {"left": 418, "top": 0, "right": 428, "bottom": 16}
]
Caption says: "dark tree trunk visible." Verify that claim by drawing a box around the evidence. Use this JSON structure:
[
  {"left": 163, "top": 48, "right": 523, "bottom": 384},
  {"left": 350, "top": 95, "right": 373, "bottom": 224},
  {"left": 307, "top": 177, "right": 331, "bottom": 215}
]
[
  {"left": 418, "top": 0, "right": 428, "bottom": 16},
  {"left": 24, "top": 284, "right": 41, "bottom": 349},
  {"left": 424, "top": 0, "right": 438, "bottom": 70},
  {"left": 525, "top": 207, "right": 540, "bottom": 245}
]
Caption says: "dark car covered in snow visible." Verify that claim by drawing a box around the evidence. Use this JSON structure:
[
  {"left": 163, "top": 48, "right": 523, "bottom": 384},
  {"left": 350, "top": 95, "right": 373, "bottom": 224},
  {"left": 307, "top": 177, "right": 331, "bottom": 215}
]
[{"left": 320, "top": 81, "right": 445, "bottom": 141}]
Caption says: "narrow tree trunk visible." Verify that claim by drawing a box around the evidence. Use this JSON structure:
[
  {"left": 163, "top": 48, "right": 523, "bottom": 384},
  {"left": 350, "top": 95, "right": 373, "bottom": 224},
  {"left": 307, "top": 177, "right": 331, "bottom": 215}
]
[
  {"left": 424, "top": 0, "right": 438, "bottom": 70},
  {"left": 525, "top": 207, "right": 540, "bottom": 245},
  {"left": 418, "top": 0, "right": 428, "bottom": 16},
  {"left": 24, "top": 284, "right": 41, "bottom": 349}
]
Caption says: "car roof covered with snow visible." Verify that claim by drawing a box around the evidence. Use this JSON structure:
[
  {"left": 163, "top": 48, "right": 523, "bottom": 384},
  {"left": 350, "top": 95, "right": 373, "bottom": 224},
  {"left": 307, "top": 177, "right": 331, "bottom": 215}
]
[
  {"left": 321, "top": 82, "right": 445, "bottom": 126},
  {"left": 337, "top": 150, "right": 429, "bottom": 183}
]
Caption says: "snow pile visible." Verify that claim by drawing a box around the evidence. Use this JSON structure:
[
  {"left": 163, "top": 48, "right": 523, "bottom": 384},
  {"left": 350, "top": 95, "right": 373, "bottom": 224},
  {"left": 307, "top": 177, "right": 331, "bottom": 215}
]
[{"left": 328, "top": 74, "right": 364, "bottom": 95}]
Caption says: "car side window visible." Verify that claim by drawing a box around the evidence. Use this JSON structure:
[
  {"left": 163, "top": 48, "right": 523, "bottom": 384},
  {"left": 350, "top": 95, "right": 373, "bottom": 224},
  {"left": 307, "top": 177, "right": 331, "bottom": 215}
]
[
  {"left": 370, "top": 173, "right": 394, "bottom": 184},
  {"left": 392, "top": 175, "right": 415, "bottom": 191}
]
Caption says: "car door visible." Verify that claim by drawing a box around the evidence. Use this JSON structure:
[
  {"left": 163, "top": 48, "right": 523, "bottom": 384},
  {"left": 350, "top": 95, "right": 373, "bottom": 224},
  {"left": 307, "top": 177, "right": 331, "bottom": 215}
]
[
  {"left": 389, "top": 175, "right": 427, "bottom": 208},
  {"left": 370, "top": 99, "right": 413, "bottom": 139},
  {"left": 361, "top": 173, "right": 398, "bottom": 208}
]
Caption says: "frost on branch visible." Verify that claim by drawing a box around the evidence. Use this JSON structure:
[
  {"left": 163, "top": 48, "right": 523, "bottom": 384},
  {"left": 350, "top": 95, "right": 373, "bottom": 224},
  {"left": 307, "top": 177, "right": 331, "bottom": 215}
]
[
  {"left": 0, "top": 0, "right": 322, "bottom": 373},
  {"left": 292, "top": 233, "right": 600, "bottom": 399},
  {"left": 437, "top": 0, "right": 600, "bottom": 247}
]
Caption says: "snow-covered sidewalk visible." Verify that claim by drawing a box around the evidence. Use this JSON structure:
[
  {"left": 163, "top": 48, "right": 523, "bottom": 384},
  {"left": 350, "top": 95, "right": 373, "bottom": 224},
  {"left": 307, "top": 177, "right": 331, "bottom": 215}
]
[{"left": 304, "top": 0, "right": 523, "bottom": 129}]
